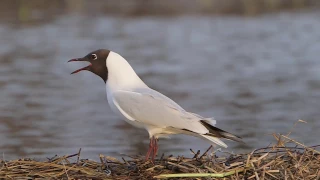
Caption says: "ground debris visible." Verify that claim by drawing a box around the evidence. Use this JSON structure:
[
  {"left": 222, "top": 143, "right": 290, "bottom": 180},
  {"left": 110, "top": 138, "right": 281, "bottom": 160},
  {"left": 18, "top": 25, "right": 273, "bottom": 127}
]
[{"left": 0, "top": 133, "right": 319, "bottom": 180}]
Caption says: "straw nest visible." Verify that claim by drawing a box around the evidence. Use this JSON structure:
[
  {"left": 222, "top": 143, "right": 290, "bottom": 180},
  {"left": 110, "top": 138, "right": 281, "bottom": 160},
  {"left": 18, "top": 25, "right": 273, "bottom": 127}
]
[{"left": 1, "top": 124, "right": 319, "bottom": 179}]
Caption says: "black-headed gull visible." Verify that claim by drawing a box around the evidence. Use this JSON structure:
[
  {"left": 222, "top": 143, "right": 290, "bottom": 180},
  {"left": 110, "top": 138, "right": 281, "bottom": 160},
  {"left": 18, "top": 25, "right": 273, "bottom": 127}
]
[{"left": 68, "top": 49, "right": 243, "bottom": 160}]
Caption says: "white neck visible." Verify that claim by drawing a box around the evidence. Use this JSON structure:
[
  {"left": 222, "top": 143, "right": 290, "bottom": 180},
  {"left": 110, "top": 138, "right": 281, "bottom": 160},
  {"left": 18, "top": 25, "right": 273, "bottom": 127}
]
[{"left": 106, "top": 51, "right": 147, "bottom": 92}]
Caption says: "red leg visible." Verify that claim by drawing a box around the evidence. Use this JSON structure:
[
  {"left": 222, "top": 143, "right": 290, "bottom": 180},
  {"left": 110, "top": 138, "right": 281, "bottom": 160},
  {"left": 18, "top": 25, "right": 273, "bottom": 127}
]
[
  {"left": 145, "top": 137, "right": 154, "bottom": 160},
  {"left": 152, "top": 138, "right": 159, "bottom": 161}
]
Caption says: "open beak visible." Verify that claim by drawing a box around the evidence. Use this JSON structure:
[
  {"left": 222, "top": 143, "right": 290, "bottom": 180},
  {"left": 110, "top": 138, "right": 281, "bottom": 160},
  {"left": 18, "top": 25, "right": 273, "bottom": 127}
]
[{"left": 68, "top": 58, "right": 92, "bottom": 74}]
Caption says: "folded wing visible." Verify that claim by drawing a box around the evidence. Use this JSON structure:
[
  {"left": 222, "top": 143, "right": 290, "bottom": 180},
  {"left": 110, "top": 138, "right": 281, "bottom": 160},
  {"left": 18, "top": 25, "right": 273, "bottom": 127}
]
[
  {"left": 112, "top": 88, "right": 242, "bottom": 147},
  {"left": 112, "top": 89, "right": 209, "bottom": 134}
]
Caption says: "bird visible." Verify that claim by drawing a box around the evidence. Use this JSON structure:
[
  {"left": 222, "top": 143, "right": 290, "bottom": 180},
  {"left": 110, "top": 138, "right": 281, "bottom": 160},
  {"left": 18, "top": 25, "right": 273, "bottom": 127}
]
[{"left": 68, "top": 49, "right": 243, "bottom": 161}]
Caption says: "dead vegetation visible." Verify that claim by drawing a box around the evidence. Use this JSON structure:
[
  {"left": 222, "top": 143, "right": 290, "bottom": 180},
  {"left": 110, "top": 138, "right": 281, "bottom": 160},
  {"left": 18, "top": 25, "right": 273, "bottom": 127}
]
[{"left": 1, "top": 120, "right": 319, "bottom": 179}]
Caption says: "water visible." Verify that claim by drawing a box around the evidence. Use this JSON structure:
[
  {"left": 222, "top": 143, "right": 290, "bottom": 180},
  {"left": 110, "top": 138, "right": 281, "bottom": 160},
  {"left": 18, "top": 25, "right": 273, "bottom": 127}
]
[{"left": 1, "top": 10, "right": 320, "bottom": 160}]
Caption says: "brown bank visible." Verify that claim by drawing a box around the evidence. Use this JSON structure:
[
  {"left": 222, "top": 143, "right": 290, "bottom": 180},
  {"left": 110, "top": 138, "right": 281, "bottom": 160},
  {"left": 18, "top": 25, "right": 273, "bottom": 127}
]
[{"left": 1, "top": 129, "right": 319, "bottom": 179}]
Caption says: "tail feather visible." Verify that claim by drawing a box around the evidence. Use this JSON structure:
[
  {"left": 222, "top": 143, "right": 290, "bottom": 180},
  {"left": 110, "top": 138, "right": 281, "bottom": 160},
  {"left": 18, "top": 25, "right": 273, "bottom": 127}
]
[
  {"left": 188, "top": 112, "right": 216, "bottom": 125},
  {"left": 201, "top": 134, "right": 228, "bottom": 148},
  {"left": 200, "top": 120, "right": 244, "bottom": 143}
]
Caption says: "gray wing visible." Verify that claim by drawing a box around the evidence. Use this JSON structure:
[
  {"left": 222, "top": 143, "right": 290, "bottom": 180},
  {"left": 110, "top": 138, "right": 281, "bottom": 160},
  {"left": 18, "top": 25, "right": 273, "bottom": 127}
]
[{"left": 112, "top": 88, "right": 214, "bottom": 134}]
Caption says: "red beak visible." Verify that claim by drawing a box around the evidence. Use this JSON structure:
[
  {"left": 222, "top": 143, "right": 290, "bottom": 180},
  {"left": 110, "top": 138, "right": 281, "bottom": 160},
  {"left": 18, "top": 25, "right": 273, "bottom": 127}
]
[{"left": 68, "top": 58, "right": 92, "bottom": 74}]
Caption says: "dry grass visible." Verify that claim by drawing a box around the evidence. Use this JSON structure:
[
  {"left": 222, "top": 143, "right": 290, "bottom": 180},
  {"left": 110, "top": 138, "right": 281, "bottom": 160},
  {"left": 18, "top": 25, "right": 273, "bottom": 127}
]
[{"left": 1, "top": 121, "right": 319, "bottom": 179}]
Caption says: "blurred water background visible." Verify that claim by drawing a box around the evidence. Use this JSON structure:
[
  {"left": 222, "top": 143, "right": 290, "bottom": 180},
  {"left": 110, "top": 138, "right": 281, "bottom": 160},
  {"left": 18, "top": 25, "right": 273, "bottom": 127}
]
[{"left": 0, "top": 0, "right": 320, "bottom": 160}]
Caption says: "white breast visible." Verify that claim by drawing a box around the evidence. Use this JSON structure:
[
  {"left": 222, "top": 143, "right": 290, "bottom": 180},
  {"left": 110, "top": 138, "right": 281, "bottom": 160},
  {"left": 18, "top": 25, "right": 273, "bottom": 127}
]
[
  {"left": 104, "top": 51, "right": 149, "bottom": 128},
  {"left": 106, "top": 84, "right": 146, "bottom": 128}
]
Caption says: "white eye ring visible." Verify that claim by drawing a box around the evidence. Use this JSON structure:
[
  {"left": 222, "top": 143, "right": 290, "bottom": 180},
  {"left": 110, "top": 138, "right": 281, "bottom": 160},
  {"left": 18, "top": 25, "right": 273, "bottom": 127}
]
[{"left": 91, "top": 54, "right": 97, "bottom": 60}]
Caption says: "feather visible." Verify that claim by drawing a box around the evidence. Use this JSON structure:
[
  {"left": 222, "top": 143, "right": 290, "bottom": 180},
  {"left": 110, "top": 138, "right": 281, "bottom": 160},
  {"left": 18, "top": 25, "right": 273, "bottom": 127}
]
[
  {"left": 201, "top": 134, "right": 228, "bottom": 148},
  {"left": 200, "top": 120, "right": 244, "bottom": 143}
]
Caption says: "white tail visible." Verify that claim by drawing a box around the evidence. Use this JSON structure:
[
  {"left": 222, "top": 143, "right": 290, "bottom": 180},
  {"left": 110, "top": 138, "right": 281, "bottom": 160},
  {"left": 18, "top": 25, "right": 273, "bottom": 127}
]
[{"left": 201, "top": 134, "right": 228, "bottom": 148}]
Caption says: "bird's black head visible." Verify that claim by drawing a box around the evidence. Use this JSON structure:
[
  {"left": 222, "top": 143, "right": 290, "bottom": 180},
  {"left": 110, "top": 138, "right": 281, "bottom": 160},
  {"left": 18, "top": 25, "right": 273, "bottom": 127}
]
[{"left": 68, "top": 49, "right": 110, "bottom": 82}]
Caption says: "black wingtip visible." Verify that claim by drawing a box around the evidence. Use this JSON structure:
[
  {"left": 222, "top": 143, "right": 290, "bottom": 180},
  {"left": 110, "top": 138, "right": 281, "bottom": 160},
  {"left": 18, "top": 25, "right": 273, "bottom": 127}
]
[{"left": 200, "top": 120, "right": 244, "bottom": 143}]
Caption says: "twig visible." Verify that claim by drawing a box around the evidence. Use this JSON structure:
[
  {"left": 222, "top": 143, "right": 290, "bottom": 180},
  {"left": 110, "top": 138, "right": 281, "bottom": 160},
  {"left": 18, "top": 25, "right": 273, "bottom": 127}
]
[
  {"left": 99, "top": 154, "right": 106, "bottom": 170},
  {"left": 190, "top": 149, "right": 196, "bottom": 155},
  {"left": 65, "top": 153, "right": 79, "bottom": 159},
  {"left": 122, "top": 157, "right": 130, "bottom": 166},
  {"left": 286, "top": 119, "right": 307, "bottom": 137},
  {"left": 62, "top": 161, "right": 69, "bottom": 180},
  {"left": 77, "top": 148, "right": 82, "bottom": 165},
  {"left": 47, "top": 155, "right": 58, "bottom": 162},
  {"left": 250, "top": 162, "right": 260, "bottom": 180},
  {"left": 200, "top": 145, "right": 212, "bottom": 159},
  {"left": 167, "top": 161, "right": 190, "bottom": 171},
  {"left": 146, "top": 165, "right": 164, "bottom": 171},
  {"left": 204, "top": 166, "right": 217, "bottom": 173},
  {"left": 193, "top": 150, "right": 201, "bottom": 159},
  {"left": 154, "top": 167, "right": 248, "bottom": 179},
  {"left": 281, "top": 135, "right": 320, "bottom": 154},
  {"left": 160, "top": 153, "right": 165, "bottom": 162},
  {"left": 252, "top": 145, "right": 320, "bottom": 155}
]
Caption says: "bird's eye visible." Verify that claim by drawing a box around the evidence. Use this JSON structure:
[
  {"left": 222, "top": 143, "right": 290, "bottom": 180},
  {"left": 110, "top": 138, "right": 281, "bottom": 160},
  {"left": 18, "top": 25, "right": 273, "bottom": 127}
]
[{"left": 91, "top": 54, "right": 97, "bottom": 60}]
